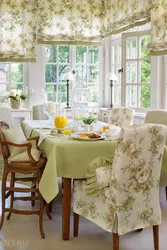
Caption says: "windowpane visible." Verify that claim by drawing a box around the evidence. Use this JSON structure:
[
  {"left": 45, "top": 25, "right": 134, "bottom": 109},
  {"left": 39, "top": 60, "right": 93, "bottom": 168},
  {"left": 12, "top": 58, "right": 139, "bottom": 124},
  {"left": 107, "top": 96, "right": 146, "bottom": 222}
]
[
  {"left": 45, "top": 45, "right": 57, "bottom": 62},
  {"left": 59, "top": 64, "right": 69, "bottom": 83},
  {"left": 88, "top": 66, "right": 98, "bottom": 83},
  {"left": 76, "top": 65, "right": 87, "bottom": 83},
  {"left": 88, "top": 85, "right": 99, "bottom": 103},
  {"left": 140, "top": 36, "right": 151, "bottom": 59},
  {"left": 88, "top": 46, "right": 99, "bottom": 64},
  {"left": 126, "top": 85, "right": 137, "bottom": 107},
  {"left": 58, "top": 45, "right": 70, "bottom": 64},
  {"left": 45, "top": 84, "right": 56, "bottom": 93},
  {"left": 0, "top": 63, "right": 9, "bottom": 83},
  {"left": 59, "top": 84, "right": 67, "bottom": 103},
  {"left": 45, "top": 65, "right": 57, "bottom": 83},
  {"left": 0, "top": 84, "right": 7, "bottom": 93},
  {"left": 140, "top": 60, "right": 150, "bottom": 83},
  {"left": 11, "top": 63, "right": 23, "bottom": 83},
  {"left": 113, "top": 85, "right": 121, "bottom": 105},
  {"left": 126, "top": 61, "right": 137, "bottom": 83},
  {"left": 10, "top": 83, "right": 23, "bottom": 91},
  {"left": 76, "top": 46, "right": 87, "bottom": 64},
  {"left": 139, "top": 85, "right": 150, "bottom": 108},
  {"left": 126, "top": 37, "right": 137, "bottom": 59}
]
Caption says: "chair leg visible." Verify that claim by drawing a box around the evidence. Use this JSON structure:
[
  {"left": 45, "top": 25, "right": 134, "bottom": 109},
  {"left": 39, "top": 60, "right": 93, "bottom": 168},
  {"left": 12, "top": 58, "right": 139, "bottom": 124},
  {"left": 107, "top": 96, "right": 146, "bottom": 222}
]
[
  {"left": 113, "top": 233, "right": 119, "bottom": 250},
  {"left": 48, "top": 201, "right": 52, "bottom": 213},
  {"left": 31, "top": 184, "right": 36, "bottom": 207},
  {"left": 73, "top": 213, "right": 79, "bottom": 237},
  {"left": 46, "top": 203, "right": 52, "bottom": 220},
  {"left": 39, "top": 196, "right": 45, "bottom": 239},
  {"left": 0, "top": 170, "right": 8, "bottom": 230},
  {"left": 7, "top": 173, "right": 15, "bottom": 220},
  {"left": 153, "top": 225, "right": 159, "bottom": 250}
]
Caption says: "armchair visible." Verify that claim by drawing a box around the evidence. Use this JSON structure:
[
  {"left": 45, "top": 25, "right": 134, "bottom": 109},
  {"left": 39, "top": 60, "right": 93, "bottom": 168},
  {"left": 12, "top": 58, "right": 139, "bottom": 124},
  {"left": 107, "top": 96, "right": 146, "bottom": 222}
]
[{"left": 0, "top": 125, "right": 52, "bottom": 238}]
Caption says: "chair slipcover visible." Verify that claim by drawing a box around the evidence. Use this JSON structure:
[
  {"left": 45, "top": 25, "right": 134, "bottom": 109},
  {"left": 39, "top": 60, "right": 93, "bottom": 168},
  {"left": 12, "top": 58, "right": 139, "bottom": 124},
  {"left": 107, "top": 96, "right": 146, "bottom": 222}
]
[
  {"left": 108, "top": 107, "right": 134, "bottom": 127},
  {"left": 72, "top": 124, "right": 167, "bottom": 235}
]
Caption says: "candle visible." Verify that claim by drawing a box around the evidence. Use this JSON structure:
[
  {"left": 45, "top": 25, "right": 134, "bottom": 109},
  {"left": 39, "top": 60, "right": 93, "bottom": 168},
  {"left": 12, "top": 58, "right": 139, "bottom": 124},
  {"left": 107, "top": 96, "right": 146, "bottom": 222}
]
[{"left": 48, "top": 102, "right": 55, "bottom": 113}]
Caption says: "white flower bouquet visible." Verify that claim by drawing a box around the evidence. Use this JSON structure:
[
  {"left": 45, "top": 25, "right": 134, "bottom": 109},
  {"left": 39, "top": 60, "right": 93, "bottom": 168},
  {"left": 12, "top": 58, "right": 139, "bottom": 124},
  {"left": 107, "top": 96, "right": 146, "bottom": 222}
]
[
  {"left": 7, "top": 89, "right": 27, "bottom": 109},
  {"left": 8, "top": 89, "right": 27, "bottom": 101}
]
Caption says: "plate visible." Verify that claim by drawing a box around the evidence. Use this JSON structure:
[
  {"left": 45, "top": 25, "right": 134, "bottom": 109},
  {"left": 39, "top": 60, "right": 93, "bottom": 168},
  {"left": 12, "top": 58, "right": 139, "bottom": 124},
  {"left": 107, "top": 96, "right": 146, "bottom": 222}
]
[{"left": 73, "top": 135, "right": 105, "bottom": 141}]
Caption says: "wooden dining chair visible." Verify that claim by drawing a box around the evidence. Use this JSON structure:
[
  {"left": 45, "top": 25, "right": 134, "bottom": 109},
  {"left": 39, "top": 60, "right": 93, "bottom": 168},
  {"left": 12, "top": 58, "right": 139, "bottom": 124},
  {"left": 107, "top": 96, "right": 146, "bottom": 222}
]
[
  {"left": 0, "top": 124, "right": 52, "bottom": 238},
  {"left": 72, "top": 124, "right": 167, "bottom": 250}
]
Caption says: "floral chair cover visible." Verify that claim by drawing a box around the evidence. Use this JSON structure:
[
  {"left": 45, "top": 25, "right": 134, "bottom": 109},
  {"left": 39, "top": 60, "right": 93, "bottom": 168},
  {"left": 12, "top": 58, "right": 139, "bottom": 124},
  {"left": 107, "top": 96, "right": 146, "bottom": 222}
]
[
  {"left": 108, "top": 107, "right": 134, "bottom": 127},
  {"left": 72, "top": 124, "right": 167, "bottom": 236}
]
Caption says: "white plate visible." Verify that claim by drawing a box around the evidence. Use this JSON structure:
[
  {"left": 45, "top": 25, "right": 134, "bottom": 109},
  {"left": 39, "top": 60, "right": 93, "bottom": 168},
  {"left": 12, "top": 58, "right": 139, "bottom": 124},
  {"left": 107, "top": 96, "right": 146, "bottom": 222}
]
[{"left": 73, "top": 135, "right": 105, "bottom": 141}]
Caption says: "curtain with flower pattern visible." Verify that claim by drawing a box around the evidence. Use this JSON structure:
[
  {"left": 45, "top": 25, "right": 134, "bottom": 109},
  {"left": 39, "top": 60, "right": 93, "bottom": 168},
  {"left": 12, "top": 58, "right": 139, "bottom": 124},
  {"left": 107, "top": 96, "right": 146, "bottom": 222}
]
[
  {"left": 37, "top": 0, "right": 105, "bottom": 45},
  {"left": 104, "top": 0, "right": 151, "bottom": 37},
  {"left": 0, "top": 0, "right": 38, "bottom": 62},
  {"left": 148, "top": 0, "right": 167, "bottom": 56}
]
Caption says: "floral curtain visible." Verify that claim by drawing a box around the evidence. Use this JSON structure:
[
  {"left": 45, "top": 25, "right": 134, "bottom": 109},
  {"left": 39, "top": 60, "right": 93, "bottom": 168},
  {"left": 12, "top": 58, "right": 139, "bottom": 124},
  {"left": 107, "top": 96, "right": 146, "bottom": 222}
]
[
  {"left": 148, "top": 0, "right": 167, "bottom": 56},
  {"left": 104, "top": 0, "right": 151, "bottom": 37},
  {"left": 37, "top": 0, "right": 105, "bottom": 45},
  {"left": 0, "top": 0, "right": 38, "bottom": 62}
]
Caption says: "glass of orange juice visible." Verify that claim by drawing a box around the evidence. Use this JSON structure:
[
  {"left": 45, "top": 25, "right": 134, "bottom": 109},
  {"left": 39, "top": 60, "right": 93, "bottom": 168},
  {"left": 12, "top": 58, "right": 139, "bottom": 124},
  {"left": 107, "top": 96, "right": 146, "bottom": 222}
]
[
  {"left": 62, "top": 129, "right": 72, "bottom": 139},
  {"left": 54, "top": 116, "right": 68, "bottom": 129}
]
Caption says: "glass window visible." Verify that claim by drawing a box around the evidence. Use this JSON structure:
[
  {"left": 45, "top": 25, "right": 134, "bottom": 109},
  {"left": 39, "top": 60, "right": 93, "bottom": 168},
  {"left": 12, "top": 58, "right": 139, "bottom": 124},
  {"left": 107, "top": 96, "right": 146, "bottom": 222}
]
[
  {"left": 123, "top": 32, "right": 151, "bottom": 109},
  {"left": 0, "top": 63, "right": 24, "bottom": 103},
  {"left": 44, "top": 45, "right": 100, "bottom": 105}
]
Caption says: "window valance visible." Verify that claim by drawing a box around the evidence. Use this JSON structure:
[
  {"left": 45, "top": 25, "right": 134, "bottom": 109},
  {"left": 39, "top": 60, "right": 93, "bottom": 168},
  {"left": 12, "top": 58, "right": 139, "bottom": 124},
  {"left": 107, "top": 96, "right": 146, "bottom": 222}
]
[
  {"left": 1, "top": 0, "right": 167, "bottom": 62},
  {"left": 104, "top": 0, "right": 151, "bottom": 37},
  {"left": 148, "top": 0, "right": 167, "bottom": 56},
  {"left": 0, "top": 0, "right": 38, "bottom": 62},
  {"left": 37, "top": 0, "right": 105, "bottom": 46}
]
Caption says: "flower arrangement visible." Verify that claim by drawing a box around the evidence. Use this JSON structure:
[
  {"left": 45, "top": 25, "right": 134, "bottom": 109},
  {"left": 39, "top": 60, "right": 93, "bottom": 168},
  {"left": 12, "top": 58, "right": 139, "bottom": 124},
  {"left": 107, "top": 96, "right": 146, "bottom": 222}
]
[{"left": 8, "top": 89, "right": 27, "bottom": 101}]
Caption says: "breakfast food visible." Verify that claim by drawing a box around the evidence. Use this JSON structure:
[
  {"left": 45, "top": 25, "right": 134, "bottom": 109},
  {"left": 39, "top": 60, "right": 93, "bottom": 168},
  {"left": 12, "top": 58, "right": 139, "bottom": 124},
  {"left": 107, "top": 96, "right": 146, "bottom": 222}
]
[
  {"left": 102, "top": 126, "right": 110, "bottom": 131},
  {"left": 79, "top": 133, "right": 101, "bottom": 139}
]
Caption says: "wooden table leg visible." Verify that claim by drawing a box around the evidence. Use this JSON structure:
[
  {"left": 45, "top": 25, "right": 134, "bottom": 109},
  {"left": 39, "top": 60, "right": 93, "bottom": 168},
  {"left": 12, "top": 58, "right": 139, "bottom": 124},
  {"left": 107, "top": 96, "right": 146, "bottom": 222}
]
[{"left": 62, "top": 178, "right": 71, "bottom": 240}]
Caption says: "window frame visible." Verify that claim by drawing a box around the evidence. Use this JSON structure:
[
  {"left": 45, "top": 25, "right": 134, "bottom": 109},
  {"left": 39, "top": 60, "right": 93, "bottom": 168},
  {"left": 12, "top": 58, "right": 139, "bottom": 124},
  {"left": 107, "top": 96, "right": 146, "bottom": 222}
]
[
  {"left": 42, "top": 44, "right": 101, "bottom": 106},
  {"left": 110, "top": 37, "right": 122, "bottom": 106},
  {"left": 122, "top": 29, "right": 151, "bottom": 112},
  {"left": 0, "top": 62, "right": 27, "bottom": 95}
]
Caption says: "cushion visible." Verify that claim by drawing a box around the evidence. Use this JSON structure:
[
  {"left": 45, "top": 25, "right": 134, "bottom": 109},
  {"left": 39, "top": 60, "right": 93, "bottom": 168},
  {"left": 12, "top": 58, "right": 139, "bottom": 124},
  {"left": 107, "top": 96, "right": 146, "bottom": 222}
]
[
  {"left": 3, "top": 126, "right": 27, "bottom": 157},
  {"left": 8, "top": 149, "right": 41, "bottom": 162}
]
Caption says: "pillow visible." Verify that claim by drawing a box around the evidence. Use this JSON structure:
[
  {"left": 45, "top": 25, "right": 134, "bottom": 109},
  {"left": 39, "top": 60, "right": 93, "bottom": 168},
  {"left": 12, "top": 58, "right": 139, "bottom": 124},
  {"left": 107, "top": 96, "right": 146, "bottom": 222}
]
[
  {"left": 3, "top": 126, "right": 27, "bottom": 157},
  {"left": 8, "top": 149, "right": 41, "bottom": 162}
]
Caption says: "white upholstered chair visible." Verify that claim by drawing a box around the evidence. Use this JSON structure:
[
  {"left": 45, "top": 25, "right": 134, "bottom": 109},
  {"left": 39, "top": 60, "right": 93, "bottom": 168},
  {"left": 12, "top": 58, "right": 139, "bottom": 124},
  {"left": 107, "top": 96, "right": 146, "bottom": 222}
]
[
  {"left": 32, "top": 104, "right": 48, "bottom": 120},
  {"left": 144, "top": 109, "right": 167, "bottom": 199},
  {"left": 0, "top": 108, "right": 14, "bottom": 128},
  {"left": 72, "top": 124, "right": 167, "bottom": 250},
  {"left": 144, "top": 110, "right": 167, "bottom": 126},
  {"left": 108, "top": 107, "right": 134, "bottom": 127}
]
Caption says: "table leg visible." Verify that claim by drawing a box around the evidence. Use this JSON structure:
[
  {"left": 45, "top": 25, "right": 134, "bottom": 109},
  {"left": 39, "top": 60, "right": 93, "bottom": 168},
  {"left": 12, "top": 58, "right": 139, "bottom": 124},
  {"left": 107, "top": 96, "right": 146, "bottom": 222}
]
[{"left": 62, "top": 178, "right": 71, "bottom": 240}]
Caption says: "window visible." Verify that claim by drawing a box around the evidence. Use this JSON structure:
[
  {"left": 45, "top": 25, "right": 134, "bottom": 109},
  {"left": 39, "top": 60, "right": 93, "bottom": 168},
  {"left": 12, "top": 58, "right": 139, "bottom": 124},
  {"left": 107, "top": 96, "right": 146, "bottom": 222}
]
[
  {"left": 0, "top": 63, "right": 25, "bottom": 102},
  {"left": 76, "top": 46, "right": 99, "bottom": 104},
  {"left": 122, "top": 31, "right": 151, "bottom": 109},
  {"left": 43, "top": 45, "right": 100, "bottom": 105},
  {"left": 44, "top": 45, "right": 70, "bottom": 103},
  {"left": 110, "top": 39, "right": 122, "bottom": 105}
]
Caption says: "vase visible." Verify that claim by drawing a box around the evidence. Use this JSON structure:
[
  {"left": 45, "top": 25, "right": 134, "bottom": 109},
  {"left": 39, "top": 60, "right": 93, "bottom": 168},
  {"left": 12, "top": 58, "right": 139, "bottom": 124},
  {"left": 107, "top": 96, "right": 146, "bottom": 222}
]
[{"left": 10, "top": 99, "right": 20, "bottom": 109}]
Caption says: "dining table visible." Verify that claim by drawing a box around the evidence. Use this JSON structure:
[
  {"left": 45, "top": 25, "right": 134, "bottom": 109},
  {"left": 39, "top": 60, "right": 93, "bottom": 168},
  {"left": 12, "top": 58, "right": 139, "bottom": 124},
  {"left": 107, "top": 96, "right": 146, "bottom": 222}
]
[{"left": 21, "top": 120, "right": 167, "bottom": 240}]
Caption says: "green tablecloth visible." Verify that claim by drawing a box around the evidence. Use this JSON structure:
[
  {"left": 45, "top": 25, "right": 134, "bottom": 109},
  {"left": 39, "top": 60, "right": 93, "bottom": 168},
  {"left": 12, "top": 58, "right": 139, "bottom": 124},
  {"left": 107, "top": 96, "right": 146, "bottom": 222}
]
[{"left": 28, "top": 128, "right": 167, "bottom": 203}]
